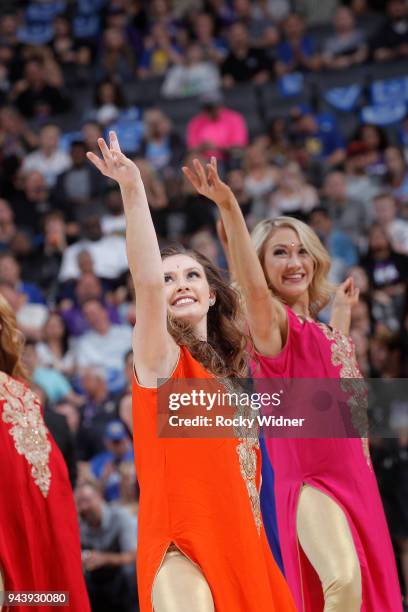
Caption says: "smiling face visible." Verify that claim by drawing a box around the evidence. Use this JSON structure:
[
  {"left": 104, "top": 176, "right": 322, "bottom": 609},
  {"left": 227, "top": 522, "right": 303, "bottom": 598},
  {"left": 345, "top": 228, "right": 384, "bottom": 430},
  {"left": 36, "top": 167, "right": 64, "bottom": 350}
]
[
  {"left": 163, "top": 254, "right": 214, "bottom": 329},
  {"left": 263, "top": 227, "right": 314, "bottom": 305}
]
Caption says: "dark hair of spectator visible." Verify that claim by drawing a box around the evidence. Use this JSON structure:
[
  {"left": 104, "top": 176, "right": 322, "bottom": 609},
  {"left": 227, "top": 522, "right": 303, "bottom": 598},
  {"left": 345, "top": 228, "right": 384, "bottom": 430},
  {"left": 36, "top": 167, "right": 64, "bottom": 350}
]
[
  {"left": 355, "top": 124, "right": 388, "bottom": 152},
  {"left": 24, "top": 57, "right": 44, "bottom": 70},
  {"left": 81, "top": 119, "right": 101, "bottom": 130},
  {"left": 44, "top": 311, "right": 70, "bottom": 354},
  {"left": 367, "top": 222, "right": 393, "bottom": 254},
  {"left": 80, "top": 296, "right": 105, "bottom": 309},
  {"left": 70, "top": 140, "right": 86, "bottom": 150},
  {"left": 41, "top": 210, "right": 65, "bottom": 232},
  {"left": 161, "top": 245, "right": 248, "bottom": 378},
  {"left": 40, "top": 122, "right": 60, "bottom": 132},
  {"left": 308, "top": 206, "right": 330, "bottom": 219},
  {"left": 75, "top": 480, "right": 103, "bottom": 495},
  {"left": 94, "top": 79, "right": 126, "bottom": 108},
  {"left": 373, "top": 192, "right": 396, "bottom": 204}
]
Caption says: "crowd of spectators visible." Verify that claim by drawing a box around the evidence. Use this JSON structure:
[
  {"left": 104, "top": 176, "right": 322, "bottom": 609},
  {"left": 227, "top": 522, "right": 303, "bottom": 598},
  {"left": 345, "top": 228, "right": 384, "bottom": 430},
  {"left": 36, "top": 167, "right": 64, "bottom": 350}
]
[{"left": 0, "top": 0, "right": 407, "bottom": 610}]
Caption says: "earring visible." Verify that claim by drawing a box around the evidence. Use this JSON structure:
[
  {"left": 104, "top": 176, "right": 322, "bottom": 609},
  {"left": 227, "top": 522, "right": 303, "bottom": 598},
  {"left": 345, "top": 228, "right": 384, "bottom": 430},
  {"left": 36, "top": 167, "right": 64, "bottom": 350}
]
[{"left": 209, "top": 297, "right": 216, "bottom": 306}]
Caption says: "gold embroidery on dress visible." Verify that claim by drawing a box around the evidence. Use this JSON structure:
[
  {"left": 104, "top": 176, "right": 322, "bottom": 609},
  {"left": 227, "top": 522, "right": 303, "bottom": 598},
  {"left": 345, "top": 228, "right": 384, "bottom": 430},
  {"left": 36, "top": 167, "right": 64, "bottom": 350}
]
[
  {"left": 317, "top": 324, "right": 372, "bottom": 469},
  {"left": 236, "top": 436, "right": 262, "bottom": 534},
  {"left": 219, "top": 377, "right": 262, "bottom": 534},
  {"left": 0, "top": 372, "right": 51, "bottom": 497}
]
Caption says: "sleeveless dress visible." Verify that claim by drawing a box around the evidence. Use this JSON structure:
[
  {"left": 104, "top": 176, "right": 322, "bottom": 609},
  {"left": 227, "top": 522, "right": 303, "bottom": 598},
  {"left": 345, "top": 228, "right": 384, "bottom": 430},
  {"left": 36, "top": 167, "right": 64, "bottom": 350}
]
[
  {"left": 252, "top": 307, "right": 402, "bottom": 612},
  {"left": 132, "top": 345, "right": 296, "bottom": 612},
  {"left": 0, "top": 372, "right": 90, "bottom": 612}
]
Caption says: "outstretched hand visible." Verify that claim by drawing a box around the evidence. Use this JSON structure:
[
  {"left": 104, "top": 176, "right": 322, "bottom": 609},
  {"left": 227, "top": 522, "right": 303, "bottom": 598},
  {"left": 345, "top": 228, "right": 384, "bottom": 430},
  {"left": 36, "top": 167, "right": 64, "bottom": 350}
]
[
  {"left": 86, "top": 131, "right": 141, "bottom": 191},
  {"left": 333, "top": 277, "right": 360, "bottom": 310},
  {"left": 182, "top": 157, "right": 233, "bottom": 209}
]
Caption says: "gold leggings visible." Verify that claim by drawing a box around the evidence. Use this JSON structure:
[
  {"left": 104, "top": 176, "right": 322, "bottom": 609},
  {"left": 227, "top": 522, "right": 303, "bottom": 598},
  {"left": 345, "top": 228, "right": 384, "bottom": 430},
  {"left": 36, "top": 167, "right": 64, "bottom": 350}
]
[
  {"left": 296, "top": 485, "right": 362, "bottom": 612},
  {"left": 152, "top": 547, "right": 215, "bottom": 612}
]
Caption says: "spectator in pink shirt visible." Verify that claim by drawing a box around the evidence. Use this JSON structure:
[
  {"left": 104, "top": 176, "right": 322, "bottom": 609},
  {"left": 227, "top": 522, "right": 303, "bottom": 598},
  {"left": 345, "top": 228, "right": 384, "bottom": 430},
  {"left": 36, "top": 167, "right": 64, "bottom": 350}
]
[{"left": 186, "top": 90, "right": 248, "bottom": 160}]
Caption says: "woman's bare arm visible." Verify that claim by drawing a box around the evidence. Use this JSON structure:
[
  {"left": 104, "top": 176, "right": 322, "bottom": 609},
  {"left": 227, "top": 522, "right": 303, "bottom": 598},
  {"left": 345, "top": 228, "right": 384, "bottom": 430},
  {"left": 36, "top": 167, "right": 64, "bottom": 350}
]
[
  {"left": 183, "top": 158, "right": 287, "bottom": 356},
  {"left": 87, "top": 132, "right": 177, "bottom": 386}
]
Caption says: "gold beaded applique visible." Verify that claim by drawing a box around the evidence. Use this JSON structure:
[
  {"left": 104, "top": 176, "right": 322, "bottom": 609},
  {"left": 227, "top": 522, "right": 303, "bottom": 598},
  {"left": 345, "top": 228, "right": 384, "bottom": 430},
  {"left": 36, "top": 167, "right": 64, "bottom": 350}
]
[
  {"left": 0, "top": 372, "right": 51, "bottom": 497},
  {"left": 220, "top": 377, "right": 262, "bottom": 534},
  {"left": 318, "top": 324, "right": 372, "bottom": 469},
  {"left": 236, "top": 435, "right": 262, "bottom": 534}
]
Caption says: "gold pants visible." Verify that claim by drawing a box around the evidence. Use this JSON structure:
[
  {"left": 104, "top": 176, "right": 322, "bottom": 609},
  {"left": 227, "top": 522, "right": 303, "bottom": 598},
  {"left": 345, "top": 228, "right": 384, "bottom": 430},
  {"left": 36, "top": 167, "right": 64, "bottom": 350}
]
[
  {"left": 152, "top": 547, "right": 215, "bottom": 612},
  {"left": 296, "top": 485, "right": 362, "bottom": 612}
]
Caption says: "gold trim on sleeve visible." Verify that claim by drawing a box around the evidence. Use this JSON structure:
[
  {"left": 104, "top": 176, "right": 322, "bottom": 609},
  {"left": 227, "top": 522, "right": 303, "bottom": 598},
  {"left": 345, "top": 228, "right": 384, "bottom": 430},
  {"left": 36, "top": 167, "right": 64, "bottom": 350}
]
[
  {"left": 317, "top": 325, "right": 372, "bottom": 470},
  {"left": 0, "top": 373, "right": 51, "bottom": 497}
]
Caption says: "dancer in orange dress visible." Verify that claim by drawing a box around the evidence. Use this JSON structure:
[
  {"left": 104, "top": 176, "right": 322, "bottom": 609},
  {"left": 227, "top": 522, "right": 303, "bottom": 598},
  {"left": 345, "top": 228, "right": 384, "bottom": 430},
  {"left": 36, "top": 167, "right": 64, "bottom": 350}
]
[
  {"left": 87, "top": 132, "right": 296, "bottom": 612},
  {"left": 0, "top": 294, "right": 90, "bottom": 612}
]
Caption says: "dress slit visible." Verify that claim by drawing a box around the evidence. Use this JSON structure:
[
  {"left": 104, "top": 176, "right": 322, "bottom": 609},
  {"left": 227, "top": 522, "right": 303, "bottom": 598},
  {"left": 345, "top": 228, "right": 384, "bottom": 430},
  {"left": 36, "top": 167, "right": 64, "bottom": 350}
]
[
  {"left": 151, "top": 542, "right": 213, "bottom": 612},
  {"left": 293, "top": 482, "right": 364, "bottom": 611}
]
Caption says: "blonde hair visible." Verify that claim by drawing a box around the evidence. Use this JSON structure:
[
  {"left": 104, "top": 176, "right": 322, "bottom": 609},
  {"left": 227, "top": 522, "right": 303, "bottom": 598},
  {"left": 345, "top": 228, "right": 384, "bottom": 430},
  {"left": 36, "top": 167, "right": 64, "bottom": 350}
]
[
  {"left": 251, "top": 216, "right": 334, "bottom": 317},
  {"left": 0, "top": 293, "right": 27, "bottom": 380}
]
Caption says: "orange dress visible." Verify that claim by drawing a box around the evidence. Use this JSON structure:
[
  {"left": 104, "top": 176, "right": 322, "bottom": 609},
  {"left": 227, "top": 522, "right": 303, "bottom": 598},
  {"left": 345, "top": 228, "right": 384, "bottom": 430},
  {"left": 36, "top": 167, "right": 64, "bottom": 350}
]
[{"left": 132, "top": 345, "right": 296, "bottom": 612}]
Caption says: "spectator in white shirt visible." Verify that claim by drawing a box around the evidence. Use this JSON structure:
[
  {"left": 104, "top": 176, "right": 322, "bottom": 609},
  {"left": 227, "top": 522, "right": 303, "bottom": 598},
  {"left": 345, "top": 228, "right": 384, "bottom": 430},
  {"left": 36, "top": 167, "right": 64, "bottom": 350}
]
[
  {"left": 22, "top": 123, "right": 71, "bottom": 187},
  {"left": 73, "top": 299, "right": 132, "bottom": 392},
  {"left": 59, "top": 215, "right": 128, "bottom": 282},
  {"left": 161, "top": 43, "right": 221, "bottom": 99},
  {"left": 373, "top": 193, "right": 408, "bottom": 255}
]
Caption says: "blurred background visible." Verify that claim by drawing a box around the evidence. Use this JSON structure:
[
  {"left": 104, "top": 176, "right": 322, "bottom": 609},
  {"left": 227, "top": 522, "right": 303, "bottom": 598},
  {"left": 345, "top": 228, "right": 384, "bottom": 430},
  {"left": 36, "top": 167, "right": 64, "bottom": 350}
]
[{"left": 0, "top": 0, "right": 407, "bottom": 609}]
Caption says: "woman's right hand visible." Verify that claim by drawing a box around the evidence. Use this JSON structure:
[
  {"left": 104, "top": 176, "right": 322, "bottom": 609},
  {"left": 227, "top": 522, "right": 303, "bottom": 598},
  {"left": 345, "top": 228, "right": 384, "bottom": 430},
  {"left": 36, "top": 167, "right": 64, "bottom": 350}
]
[
  {"left": 182, "top": 157, "right": 234, "bottom": 210},
  {"left": 87, "top": 131, "right": 142, "bottom": 192}
]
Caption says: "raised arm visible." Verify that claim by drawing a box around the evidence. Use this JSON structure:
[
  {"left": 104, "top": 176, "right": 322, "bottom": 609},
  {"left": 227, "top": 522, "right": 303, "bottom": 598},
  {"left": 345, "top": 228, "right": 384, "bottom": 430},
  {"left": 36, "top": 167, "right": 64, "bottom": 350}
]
[
  {"left": 183, "top": 158, "right": 287, "bottom": 356},
  {"left": 87, "top": 132, "right": 177, "bottom": 386},
  {"left": 216, "top": 217, "right": 236, "bottom": 280}
]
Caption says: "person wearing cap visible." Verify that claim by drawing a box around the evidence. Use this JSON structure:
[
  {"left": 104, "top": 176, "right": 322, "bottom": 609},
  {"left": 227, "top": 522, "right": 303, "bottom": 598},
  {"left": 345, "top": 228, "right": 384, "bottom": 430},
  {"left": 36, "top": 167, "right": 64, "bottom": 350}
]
[
  {"left": 186, "top": 89, "right": 248, "bottom": 160},
  {"left": 90, "top": 420, "right": 134, "bottom": 502}
]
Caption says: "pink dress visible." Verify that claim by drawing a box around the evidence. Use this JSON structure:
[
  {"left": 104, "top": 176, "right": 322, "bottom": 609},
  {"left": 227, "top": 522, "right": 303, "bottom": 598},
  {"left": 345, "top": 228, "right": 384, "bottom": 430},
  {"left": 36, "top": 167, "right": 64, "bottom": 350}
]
[{"left": 252, "top": 306, "right": 402, "bottom": 612}]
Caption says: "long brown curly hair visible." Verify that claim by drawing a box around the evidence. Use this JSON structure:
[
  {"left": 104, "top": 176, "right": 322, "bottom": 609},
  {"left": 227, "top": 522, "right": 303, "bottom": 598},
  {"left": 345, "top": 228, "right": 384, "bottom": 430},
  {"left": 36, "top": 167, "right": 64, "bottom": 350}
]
[
  {"left": 0, "top": 293, "right": 27, "bottom": 380},
  {"left": 161, "top": 245, "right": 248, "bottom": 377}
]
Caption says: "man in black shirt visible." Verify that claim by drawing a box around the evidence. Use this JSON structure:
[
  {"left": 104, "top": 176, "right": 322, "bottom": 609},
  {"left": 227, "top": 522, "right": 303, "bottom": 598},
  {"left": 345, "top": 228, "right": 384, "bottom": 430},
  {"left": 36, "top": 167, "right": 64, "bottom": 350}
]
[
  {"left": 10, "top": 170, "right": 53, "bottom": 237},
  {"left": 371, "top": 0, "right": 408, "bottom": 62},
  {"left": 221, "top": 22, "right": 271, "bottom": 87},
  {"left": 14, "top": 58, "right": 70, "bottom": 119}
]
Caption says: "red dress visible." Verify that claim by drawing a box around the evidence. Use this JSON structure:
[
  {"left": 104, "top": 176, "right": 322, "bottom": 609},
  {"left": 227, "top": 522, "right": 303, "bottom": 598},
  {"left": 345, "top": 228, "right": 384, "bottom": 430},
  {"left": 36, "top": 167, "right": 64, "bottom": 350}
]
[{"left": 0, "top": 372, "right": 90, "bottom": 612}]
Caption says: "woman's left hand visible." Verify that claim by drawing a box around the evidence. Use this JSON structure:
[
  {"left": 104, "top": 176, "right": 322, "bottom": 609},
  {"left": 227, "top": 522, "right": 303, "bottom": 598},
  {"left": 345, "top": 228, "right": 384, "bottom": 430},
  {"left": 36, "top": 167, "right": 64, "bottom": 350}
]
[
  {"left": 182, "top": 157, "right": 233, "bottom": 209},
  {"left": 332, "top": 277, "right": 359, "bottom": 309}
]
